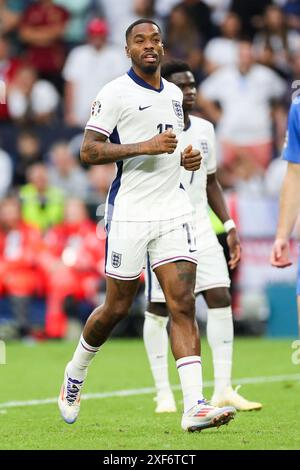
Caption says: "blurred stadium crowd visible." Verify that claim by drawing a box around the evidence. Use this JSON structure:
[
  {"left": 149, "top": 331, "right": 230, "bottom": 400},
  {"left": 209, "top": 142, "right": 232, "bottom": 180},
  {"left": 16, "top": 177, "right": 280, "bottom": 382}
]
[{"left": 1, "top": 0, "right": 300, "bottom": 340}]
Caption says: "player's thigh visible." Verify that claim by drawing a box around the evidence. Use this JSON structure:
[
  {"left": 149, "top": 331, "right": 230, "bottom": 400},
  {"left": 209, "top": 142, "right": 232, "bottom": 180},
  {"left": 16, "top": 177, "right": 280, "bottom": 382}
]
[
  {"left": 154, "top": 261, "right": 197, "bottom": 312},
  {"left": 105, "top": 220, "right": 148, "bottom": 280},
  {"left": 148, "top": 218, "right": 197, "bottom": 309},
  {"left": 202, "top": 287, "right": 231, "bottom": 309}
]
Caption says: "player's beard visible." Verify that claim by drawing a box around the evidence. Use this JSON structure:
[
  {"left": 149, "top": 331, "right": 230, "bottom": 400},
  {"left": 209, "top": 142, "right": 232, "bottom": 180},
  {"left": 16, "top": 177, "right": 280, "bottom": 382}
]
[
  {"left": 133, "top": 57, "right": 160, "bottom": 75},
  {"left": 140, "top": 63, "right": 159, "bottom": 74}
]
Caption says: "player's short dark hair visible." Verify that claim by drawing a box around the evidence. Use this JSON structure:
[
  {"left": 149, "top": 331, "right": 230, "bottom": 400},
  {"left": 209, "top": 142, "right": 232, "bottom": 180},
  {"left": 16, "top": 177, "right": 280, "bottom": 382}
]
[
  {"left": 161, "top": 61, "right": 192, "bottom": 80},
  {"left": 125, "top": 19, "right": 161, "bottom": 43}
]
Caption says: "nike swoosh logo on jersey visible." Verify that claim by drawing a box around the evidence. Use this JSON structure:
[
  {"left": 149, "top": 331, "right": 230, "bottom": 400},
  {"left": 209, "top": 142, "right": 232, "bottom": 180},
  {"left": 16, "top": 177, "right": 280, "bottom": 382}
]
[{"left": 139, "top": 105, "right": 152, "bottom": 111}]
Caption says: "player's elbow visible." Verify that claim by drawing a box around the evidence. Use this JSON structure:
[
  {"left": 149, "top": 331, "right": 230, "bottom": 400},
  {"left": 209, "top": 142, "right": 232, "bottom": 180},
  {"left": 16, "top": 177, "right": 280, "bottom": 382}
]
[
  {"left": 80, "top": 142, "right": 101, "bottom": 165},
  {"left": 80, "top": 143, "right": 90, "bottom": 164}
]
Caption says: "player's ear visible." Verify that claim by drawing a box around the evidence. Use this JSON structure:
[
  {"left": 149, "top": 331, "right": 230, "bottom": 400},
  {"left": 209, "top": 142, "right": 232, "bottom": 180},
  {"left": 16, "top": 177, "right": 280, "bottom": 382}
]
[
  {"left": 125, "top": 45, "right": 131, "bottom": 58},
  {"left": 161, "top": 43, "right": 165, "bottom": 56}
]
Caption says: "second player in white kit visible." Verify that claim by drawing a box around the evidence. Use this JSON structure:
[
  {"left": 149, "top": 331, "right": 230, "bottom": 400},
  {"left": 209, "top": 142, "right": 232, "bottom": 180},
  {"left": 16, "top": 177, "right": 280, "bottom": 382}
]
[{"left": 144, "top": 61, "right": 262, "bottom": 413}]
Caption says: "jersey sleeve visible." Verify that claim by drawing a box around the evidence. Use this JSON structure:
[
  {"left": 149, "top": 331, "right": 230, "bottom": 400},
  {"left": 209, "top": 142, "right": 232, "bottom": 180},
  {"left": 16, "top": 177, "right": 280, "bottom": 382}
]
[
  {"left": 85, "top": 81, "right": 122, "bottom": 138},
  {"left": 206, "top": 122, "right": 217, "bottom": 174},
  {"left": 282, "top": 100, "right": 300, "bottom": 164}
]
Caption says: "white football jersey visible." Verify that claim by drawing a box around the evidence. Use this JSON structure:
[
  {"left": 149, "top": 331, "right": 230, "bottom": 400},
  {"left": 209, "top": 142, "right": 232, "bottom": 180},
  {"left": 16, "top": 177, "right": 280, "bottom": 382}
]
[
  {"left": 179, "top": 115, "right": 217, "bottom": 237},
  {"left": 86, "top": 68, "right": 193, "bottom": 222}
]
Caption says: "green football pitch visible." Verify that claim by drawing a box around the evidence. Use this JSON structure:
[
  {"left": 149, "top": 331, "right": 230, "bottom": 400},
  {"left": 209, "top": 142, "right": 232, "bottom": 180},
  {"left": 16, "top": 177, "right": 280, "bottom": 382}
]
[{"left": 0, "top": 337, "right": 299, "bottom": 450}]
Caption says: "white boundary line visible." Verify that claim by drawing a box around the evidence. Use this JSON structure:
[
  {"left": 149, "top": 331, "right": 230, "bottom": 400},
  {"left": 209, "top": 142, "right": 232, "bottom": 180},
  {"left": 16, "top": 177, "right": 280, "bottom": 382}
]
[{"left": 0, "top": 373, "right": 299, "bottom": 410}]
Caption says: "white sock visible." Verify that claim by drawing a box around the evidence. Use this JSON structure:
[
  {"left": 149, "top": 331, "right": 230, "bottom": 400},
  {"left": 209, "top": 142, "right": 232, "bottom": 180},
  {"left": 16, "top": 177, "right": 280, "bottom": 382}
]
[
  {"left": 176, "top": 356, "right": 203, "bottom": 413},
  {"left": 67, "top": 334, "right": 100, "bottom": 381},
  {"left": 143, "top": 311, "right": 172, "bottom": 397},
  {"left": 207, "top": 306, "right": 233, "bottom": 396}
]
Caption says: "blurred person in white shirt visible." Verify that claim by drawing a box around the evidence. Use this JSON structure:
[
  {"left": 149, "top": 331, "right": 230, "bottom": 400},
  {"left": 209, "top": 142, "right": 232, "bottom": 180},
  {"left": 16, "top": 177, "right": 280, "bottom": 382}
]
[
  {"left": 204, "top": 12, "right": 241, "bottom": 74},
  {"left": 7, "top": 65, "right": 59, "bottom": 124},
  {"left": 199, "top": 40, "right": 286, "bottom": 171},
  {"left": 63, "top": 18, "right": 128, "bottom": 128}
]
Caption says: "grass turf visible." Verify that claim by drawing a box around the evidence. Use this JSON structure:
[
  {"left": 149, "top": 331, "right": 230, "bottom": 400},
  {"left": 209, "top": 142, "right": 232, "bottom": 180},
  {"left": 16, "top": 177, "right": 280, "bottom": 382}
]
[{"left": 0, "top": 337, "right": 299, "bottom": 450}]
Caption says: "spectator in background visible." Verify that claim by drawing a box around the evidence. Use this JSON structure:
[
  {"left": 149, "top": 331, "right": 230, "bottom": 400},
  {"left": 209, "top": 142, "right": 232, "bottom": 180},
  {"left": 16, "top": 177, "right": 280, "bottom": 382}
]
[
  {"left": 48, "top": 141, "right": 89, "bottom": 200},
  {"left": 199, "top": 40, "right": 286, "bottom": 173},
  {"left": 13, "top": 130, "right": 43, "bottom": 186},
  {"left": 86, "top": 164, "right": 115, "bottom": 218},
  {"left": 41, "top": 198, "right": 105, "bottom": 338},
  {"left": 98, "top": 0, "right": 160, "bottom": 48},
  {"left": 63, "top": 18, "right": 128, "bottom": 128},
  {"left": 0, "top": 34, "right": 21, "bottom": 121},
  {"left": 0, "top": 0, "right": 26, "bottom": 36},
  {"left": 19, "top": 162, "right": 64, "bottom": 231},
  {"left": 53, "top": 0, "right": 101, "bottom": 49},
  {"left": 181, "top": 0, "right": 215, "bottom": 43},
  {"left": 19, "top": 0, "right": 69, "bottom": 91},
  {"left": 283, "top": 0, "right": 300, "bottom": 30},
  {"left": 254, "top": 4, "right": 300, "bottom": 78},
  {"left": 0, "top": 148, "right": 13, "bottom": 197},
  {"left": 204, "top": 12, "right": 241, "bottom": 74},
  {"left": 7, "top": 64, "right": 59, "bottom": 124},
  {"left": 231, "top": 0, "right": 272, "bottom": 39},
  {"left": 0, "top": 196, "right": 44, "bottom": 338},
  {"left": 165, "top": 4, "right": 203, "bottom": 82}
]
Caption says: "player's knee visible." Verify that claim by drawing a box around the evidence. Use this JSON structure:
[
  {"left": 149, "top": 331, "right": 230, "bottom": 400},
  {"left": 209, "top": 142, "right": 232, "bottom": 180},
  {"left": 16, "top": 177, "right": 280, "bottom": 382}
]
[
  {"left": 168, "top": 290, "right": 195, "bottom": 319},
  {"left": 103, "top": 300, "right": 130, "bottom": 321},
  {"left": 205, "top": 287, "right": 231, "bottom": 309}
]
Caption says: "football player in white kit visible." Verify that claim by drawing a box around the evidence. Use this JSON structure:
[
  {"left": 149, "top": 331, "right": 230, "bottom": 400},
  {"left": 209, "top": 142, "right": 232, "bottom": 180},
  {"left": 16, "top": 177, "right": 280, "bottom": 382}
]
[
  {"left": 58, "top": 20, "right": 236, "bottom": 432},
  {"left": 144, "top": 61, "right": 262, "bottom": 413}
]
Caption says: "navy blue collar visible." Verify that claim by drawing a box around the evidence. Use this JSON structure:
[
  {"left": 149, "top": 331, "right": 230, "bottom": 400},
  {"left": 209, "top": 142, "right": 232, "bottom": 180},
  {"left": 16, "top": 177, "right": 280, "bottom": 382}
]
[{"left": 127, "top": 67, "right": 164, "bottom": 93}]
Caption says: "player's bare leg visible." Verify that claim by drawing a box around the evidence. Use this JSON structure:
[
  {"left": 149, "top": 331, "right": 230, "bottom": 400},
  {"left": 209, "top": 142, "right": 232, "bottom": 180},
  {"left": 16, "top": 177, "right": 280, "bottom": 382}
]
[
  {"left": 153, "top": 261, "right": 235, "bottom": 431},
  {"left": 58, "top": 277, "right": 140, "bottom": 424}
]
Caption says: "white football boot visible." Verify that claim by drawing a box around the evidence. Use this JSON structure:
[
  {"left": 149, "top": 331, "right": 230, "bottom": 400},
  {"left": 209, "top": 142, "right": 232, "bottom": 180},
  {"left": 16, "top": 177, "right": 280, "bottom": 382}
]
[
  {"left": 181, "top": 399, "right": 236, "bottom": 432},
  {"left": 211, "top": 385, "right": 262, "bottom": 411},
  {"left": 58, "top": 363, "right": 85, "bottom": 424},
  {"left": 154, "top": 390, "right": 177, "bottom": 413}
]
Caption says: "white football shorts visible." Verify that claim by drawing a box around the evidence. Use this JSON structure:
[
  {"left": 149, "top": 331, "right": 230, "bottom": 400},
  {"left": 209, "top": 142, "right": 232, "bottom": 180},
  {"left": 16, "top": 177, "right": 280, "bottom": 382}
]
[
  {"left": 145, "top": 224, "right": 230, "bottom": 302},
  {"left": 105, "top": 216, "right": 198, "bottom": 280}
]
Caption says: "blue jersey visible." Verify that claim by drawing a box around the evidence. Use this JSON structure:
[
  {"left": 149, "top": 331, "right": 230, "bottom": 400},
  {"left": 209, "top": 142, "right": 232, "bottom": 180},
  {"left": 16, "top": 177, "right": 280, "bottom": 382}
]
[{"left": 282, "top": 97, "right": 300, "bottom": 164}]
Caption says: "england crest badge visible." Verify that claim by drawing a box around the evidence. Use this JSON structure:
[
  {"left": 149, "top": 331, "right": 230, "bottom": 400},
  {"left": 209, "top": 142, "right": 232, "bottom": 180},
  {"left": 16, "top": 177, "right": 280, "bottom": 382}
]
[
  {"left": 200, "top": 139, "right": 209, "bottom": 159},
  {"left": 111, "top": 251, "right": 122, "bottom": 268},
  {"left": 172, "top": 100, "right": 184, "bottom": 120}
]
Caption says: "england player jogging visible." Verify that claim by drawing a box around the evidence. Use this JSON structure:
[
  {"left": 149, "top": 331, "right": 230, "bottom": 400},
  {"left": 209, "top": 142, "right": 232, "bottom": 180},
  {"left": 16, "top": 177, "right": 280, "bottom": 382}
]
[
  {"left": 143, "top": 61, "right": 262, "bottom": 414},
  {"left": 271, "top": 96, "right": 300, "bottom": 335},
  {"left": 58, "top": 20, "right": 236, "bottom": 432}
]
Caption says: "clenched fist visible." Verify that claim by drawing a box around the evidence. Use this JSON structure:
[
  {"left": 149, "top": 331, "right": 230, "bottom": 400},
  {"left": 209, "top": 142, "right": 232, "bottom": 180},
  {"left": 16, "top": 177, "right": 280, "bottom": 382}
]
[
  {"left": 143, "top": 129, "right": 178, "bottom": 155},
  {"left": 181, "top": 145, "right": 202, "bottom": 171}
]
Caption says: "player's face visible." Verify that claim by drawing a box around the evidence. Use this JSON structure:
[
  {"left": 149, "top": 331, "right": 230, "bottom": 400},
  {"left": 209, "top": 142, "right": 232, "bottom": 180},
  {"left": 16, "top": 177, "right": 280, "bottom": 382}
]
[
  {"left": 126, "top": 23, "right": 164, "bottom": 74},
  {"left": 169, "top": 71, "right": 196, "bottom": 112}
]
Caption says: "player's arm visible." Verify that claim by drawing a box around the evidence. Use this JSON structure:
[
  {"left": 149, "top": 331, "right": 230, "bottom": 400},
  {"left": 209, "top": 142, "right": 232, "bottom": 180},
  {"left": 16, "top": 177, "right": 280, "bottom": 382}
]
[
  {"left": 270, "top": 162, "right": 300, "bottom": 267},
  {"left": 207, "top": 172, "right": 241, "bottom": 270},
  {"left": 80, "top": 128, "right": 178, "bottom": 165}
]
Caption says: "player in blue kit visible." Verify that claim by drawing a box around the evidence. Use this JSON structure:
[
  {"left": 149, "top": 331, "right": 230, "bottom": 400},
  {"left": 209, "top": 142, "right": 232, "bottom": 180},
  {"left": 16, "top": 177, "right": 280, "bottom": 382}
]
[
  {"left": 144, "top": 61, "right": 262, "bottom": 413},
  {"left": 58, "top": 19, "right": 236, "bottom": 432},
  {"left": 271, "top": 96, "right": 300, "bottom": 334}
]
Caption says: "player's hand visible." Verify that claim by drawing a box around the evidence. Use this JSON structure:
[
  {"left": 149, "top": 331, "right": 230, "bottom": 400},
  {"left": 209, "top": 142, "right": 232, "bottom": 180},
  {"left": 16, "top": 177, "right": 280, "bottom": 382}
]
[
  {"left": 270, "top": 238, "right": 292, "bottom": 268},
  {"left": 181, "top": 145, "right": 201, "bottom": 171},
  {"left": 144, "top": 129, "right": 178, "bottom": 155},
  {"left": 226, "top": 228, "right": 241, "bottom": 270}
]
